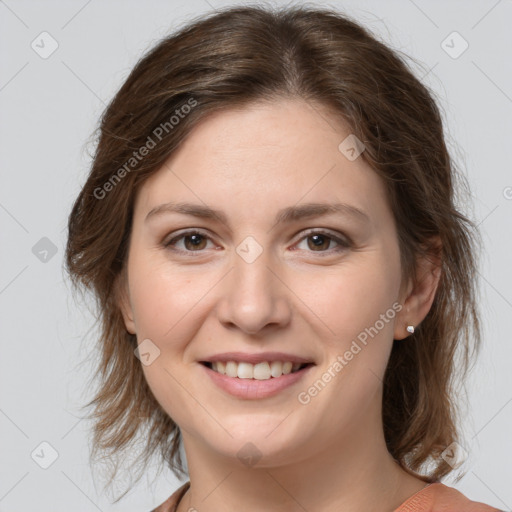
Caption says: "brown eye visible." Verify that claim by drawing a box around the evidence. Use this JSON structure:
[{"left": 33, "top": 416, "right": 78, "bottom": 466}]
[
  {"left": 306, "top": 234, "right": 331, "bottom": 251},
  {"left": 164, "top": 231, "right": 214, "bottom": 253},
  {"left": 182, "top": 233, "right": 208, "bottom": 251},
  {"left": 295, "top": 230, "right": 351, "bottom": 255}
]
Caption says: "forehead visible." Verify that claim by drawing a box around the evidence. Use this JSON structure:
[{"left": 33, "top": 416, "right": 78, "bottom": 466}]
[{"left": 134, "top": 99, "right": 391, "bottom": 226}]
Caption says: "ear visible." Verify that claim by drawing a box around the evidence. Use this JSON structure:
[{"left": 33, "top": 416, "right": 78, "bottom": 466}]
[
  {"left": 115, "top": 270, "right": 137, "bottom": 335},
  {"left": 394, "top": 237, "right": 442, "bottom": 340}
]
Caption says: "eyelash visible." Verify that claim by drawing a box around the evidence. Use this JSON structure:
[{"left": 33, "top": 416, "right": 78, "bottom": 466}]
[{"left": 163, "top": 229, "right": 352, "bottom": 257}]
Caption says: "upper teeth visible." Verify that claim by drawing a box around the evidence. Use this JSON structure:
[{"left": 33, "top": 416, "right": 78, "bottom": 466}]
[{"left": 211, "top": 361, "right": 304, "bottom": 380}]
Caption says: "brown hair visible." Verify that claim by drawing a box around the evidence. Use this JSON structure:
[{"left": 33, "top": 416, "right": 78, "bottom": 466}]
[{"left": 65, "top": 4, "right": 481, "bottom": 500}]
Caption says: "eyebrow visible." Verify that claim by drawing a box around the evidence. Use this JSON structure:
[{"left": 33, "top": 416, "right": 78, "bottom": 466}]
[{"left": 145, "top": 201, "right": 370, "bottom": 227}]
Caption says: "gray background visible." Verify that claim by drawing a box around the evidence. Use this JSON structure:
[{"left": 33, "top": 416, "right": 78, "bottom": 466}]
[{"left": 1, "top": 0, "right": 511, "bottom": 510}]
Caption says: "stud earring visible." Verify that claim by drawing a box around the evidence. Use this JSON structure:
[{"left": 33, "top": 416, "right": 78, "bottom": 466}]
[{"left": 406, "top": 325, "right": 415, "bottom": 334}]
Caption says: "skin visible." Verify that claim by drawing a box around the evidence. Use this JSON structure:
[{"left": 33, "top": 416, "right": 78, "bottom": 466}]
[{"left": 118, "top": 98, "right": 441, "bottom": 512}]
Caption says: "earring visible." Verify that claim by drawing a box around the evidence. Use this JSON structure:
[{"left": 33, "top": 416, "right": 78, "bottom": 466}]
[{"left": 406, "top": 325, "right": 415, "bottom": 334}]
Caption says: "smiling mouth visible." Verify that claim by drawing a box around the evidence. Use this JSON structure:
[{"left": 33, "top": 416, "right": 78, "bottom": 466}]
[{"left": 200, "top": 361, "right": 313, "bottom": 380}]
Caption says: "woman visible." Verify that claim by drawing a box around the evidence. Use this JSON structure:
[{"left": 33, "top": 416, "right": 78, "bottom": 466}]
[{"left": 65, "top": 5, "right": 502, "bottom": 511}]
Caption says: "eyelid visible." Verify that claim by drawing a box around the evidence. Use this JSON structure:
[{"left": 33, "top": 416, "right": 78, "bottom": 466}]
[{"left": 297, "top": 227, "right": 350, "bottom": 244}]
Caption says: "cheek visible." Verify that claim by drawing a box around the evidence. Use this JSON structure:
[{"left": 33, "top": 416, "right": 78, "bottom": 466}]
[
  {"left": 128, "top": 254, "right": 205, "bottom": 342},
  {"left": 291, "top": 253, "right": 401, "bottom": 348},
  {"left": 291, "top": 259, "right": 401, "bottom": 431},
  {"left": 127, "top": 257, "right": 207, "bottom": 430}
]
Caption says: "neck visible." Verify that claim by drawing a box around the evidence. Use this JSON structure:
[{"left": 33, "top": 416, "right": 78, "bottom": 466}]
[{"left": 177, "top": 392, "right": 428, "bottom": 512}]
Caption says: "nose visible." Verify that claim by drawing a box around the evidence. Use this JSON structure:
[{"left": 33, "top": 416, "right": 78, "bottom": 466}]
[{"left": 215, "top": 248, "right": 292, "bottom": 335}]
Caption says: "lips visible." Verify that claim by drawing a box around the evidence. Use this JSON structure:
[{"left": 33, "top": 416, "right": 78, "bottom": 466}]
[
  {"left": 199, "top": 351, "right": 314, "bottom": 365},
  {"left": 200, "top": 359, "right": 314, "bottom": 399},
  {"left": 197, "top": 351, "right": 315, "bottom": 398}
]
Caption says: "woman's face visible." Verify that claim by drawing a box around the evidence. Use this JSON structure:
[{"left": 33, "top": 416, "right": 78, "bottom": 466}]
[{"left": 119, "top": 99, "right": 412, "bottom": 468}]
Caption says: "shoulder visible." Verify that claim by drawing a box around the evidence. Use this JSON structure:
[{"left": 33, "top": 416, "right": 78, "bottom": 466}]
[
  {"left": 395, "top": 482, "right": 504, "bottom": 512},
  {"left": 151, "top": 481, "right": 190, "bottom": 512}
]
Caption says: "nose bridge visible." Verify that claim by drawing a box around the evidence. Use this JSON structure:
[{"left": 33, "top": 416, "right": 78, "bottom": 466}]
[{"left": 216, "top": 237, "right": 290, "bottom": 333}]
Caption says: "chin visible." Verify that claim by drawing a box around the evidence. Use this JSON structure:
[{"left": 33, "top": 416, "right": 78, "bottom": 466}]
[{"left": 198, "top": 418, "right": 314, "bottom": 468}]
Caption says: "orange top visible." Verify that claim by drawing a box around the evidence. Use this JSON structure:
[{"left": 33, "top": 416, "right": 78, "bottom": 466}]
[
  {"left": 151, "top": 481, "right": 503, "bottom": 512},
  {"left": 393, "top": 482, "right": 502, "bottom": 511}
]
